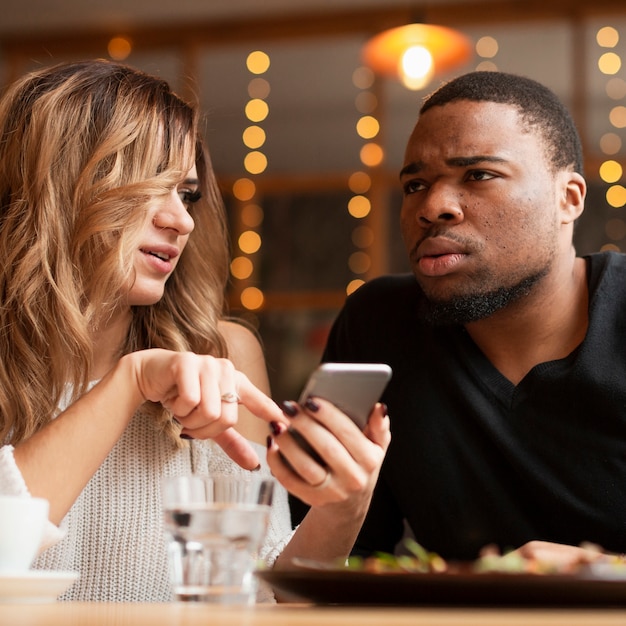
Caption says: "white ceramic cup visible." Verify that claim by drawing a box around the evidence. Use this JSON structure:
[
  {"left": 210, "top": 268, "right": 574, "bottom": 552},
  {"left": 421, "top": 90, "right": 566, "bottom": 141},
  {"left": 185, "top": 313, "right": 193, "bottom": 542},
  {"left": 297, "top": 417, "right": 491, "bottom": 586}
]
[{"left": 0, "top": 496, "right": 49, "bottom": 573}]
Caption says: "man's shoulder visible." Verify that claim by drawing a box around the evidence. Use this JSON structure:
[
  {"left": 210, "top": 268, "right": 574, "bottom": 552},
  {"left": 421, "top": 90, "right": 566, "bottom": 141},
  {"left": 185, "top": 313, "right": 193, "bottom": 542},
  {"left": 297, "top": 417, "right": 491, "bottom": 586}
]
[
  {"left": 586, "top": 250, "right": 626, "bottom": 289},
  {"left": 585, "top": 250, "right": 626, "bottom": 267}
]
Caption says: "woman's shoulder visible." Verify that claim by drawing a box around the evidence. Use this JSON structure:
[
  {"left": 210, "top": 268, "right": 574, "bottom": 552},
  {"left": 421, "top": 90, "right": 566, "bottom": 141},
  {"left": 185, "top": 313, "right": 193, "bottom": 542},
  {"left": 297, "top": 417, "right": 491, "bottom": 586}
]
[{"left": 219, "top": 317, "right": 259, "bottom": 343}]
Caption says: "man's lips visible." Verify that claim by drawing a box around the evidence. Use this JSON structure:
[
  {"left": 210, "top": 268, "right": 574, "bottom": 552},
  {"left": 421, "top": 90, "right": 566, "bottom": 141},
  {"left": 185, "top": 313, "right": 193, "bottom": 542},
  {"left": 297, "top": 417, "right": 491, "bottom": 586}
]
[{"left": 413, "top": 238, "right": 468, "bottom": 277}]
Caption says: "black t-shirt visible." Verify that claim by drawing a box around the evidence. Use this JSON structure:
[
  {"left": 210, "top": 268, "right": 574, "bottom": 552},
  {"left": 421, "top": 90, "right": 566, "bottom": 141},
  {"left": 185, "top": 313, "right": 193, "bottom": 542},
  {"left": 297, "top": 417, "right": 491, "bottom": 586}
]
[{"left": 322, "top": 251, "right": 626, "bottom": 559}]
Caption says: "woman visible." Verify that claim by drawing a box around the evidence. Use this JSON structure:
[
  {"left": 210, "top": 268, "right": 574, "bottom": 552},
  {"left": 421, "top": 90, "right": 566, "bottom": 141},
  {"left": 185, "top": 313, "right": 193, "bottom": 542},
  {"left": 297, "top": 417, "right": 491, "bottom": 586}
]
[{"left": 0, "top": 60, "right": 390, "bottom": 601}]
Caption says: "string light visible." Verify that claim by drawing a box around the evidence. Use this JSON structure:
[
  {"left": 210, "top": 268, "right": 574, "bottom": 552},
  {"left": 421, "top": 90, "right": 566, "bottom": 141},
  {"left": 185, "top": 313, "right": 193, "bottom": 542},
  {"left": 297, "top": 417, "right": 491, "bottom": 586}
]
[
  {"left": 596, "top": 25, "right": 626, "bottom": 252},
  {"left": 345, "top": 66, "right": 378, "bottom": 296},
  {"left": 232, "top": 50, "right": 271, "bottom": 313}
]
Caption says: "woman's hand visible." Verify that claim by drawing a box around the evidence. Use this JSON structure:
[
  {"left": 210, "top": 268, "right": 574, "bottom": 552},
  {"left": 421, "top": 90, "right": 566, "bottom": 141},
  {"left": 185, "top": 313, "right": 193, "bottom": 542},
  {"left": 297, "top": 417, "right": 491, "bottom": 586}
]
[
  {"left": 128, "top": 349, "right": 286, "bottom": 469},
  {"left": 269, "top": 398, "right": 390, "bottom": 569},
  {"left": 266, "top": 397, "right": 390, "bottom": 512}
]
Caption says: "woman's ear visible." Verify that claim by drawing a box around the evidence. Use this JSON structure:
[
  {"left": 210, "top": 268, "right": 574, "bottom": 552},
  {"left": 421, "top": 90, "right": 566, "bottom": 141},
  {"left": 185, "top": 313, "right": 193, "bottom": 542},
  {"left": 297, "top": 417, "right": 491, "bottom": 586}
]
[{"left": 559, "top": 170, "right": 586, "bottom": 225}]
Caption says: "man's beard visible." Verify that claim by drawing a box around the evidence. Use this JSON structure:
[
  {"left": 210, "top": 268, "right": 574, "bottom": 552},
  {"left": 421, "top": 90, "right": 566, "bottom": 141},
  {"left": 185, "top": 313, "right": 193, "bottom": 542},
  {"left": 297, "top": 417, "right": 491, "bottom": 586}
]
[{"left": 417, "top": 270, "right": 547, "bottom": 326}]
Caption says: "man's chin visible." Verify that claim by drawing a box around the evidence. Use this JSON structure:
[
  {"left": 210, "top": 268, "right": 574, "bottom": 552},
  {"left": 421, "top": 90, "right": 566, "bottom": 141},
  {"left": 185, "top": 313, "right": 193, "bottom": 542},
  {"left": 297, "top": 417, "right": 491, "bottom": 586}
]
[
  {"left": 417, "top": 295, "right": 493, "bottom": 326},
  {"left": 418, "top": 276, "right": 542, "bottom": 326}
]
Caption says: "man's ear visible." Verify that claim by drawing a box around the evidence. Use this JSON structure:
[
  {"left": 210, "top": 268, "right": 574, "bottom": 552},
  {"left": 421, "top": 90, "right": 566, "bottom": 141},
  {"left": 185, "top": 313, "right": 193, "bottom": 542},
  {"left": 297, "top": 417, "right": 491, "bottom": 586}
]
[{"left": 559, "top": 170, "right": 586, "bottom": 225}]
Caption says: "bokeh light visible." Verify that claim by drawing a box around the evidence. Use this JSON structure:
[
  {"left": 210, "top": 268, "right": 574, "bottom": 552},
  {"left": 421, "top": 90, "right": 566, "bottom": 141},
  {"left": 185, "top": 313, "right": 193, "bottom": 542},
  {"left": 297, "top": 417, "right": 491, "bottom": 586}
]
[
  {"left": 346, "top": 279, "right": 365, "bottom": 295},
  {"left": 348, "top": 251, "right": 371, "bottom": 274},
  {"left": 108, "top": 36, "right": 132, "bottom": 60},
  {"left": 244, "top": 151, "right": 268, "bottom": 174},
  {"left": 241, "top": 204, "right": 264, "bottom": 228},
  {"left": 232, "top": 178, "right": 256, "bottom": 201},
  {"left": 348, "top": 195, "right": 371, "bottom": 218},
  {"left": 242, "top": 126, "right": 266, "bottom": 150},
  {"left": 348, "top": 171, "right": 372, "bottom": 194},
  {"left": 609, "top": 105, "right": 626, "bottom": 129},
  {"left": 597, "top": 26, "right": 619, "bottom": 48},
  {"left": 600, "top": 132, "right": 622, "bottom": 155},
  {"left": 238, "top": 230, "right": 262, "bottom": 254},
  {"left": 248, "top": 77, "right": 270, "bottom": 99},
  {"left": 230, "top": 256, "right": 254, "bottom": 280},
  {"left": 352, "top": 66, "right": 375, "bottom": 90},
  {"left": 351, "top": 225, "right": 375, "bottom": 248},
  {"left": 360, "top": 143, "right": 384, "bottom": 167},
  {"left": 599, "top": 160, "right": 623, "bottom": 183},
  {"left": 245, "top": 99, "right": 269, "bottom": 122},
  {"left": 607, "top": 185, "right": 626, "bottom": 208},
  {"left": 598, "top": 52, "right": 622, "bottom": 75},
  {"left": 240, "top": 287, "right": 264, "bottom": 310},
  {"left": 476, "top": 36, "right": 499, "bottom": 58},
  {"left": 246, "top": 51, "right": 270, "bottom": 74}
]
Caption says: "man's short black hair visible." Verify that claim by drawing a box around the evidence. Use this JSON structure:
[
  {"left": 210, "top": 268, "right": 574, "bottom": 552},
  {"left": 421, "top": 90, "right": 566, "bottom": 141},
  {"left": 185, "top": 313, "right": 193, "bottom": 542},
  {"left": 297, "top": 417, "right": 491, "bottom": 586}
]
[{"left": 420, "top": 71, "right": 583, "bottom": 175}]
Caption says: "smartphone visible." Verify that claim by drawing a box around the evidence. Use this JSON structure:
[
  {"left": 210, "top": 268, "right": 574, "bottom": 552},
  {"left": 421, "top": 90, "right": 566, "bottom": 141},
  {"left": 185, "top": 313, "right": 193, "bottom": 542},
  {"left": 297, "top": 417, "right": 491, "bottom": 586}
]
[{"left": 298, "top": 362, "right": 392, "bottom": 429}]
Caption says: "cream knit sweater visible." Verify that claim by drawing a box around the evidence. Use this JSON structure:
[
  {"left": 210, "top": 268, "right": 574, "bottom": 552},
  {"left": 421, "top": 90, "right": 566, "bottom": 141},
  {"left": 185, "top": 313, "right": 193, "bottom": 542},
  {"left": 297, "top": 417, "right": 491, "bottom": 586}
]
[{"left": 0, "top": 409, "right": 294, "bottom": 602}]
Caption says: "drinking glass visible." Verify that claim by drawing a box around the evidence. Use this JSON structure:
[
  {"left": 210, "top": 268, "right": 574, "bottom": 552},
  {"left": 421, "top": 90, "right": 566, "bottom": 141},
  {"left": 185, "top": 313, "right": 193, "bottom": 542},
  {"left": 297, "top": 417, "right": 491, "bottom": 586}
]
[{"left": 162, "top": 474, "right": 274, "bottom": 605}]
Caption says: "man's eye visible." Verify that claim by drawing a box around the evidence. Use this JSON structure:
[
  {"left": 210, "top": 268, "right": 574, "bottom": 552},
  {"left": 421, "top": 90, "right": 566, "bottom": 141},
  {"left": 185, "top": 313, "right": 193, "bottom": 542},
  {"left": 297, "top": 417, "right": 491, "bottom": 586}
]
[
  {"left": 467, "top": 170, "right": 495, "bottom": 182},
  {"left": 403, "top": 180, "right": 425, "bottom": 194},
  {"left": 178, "top": 189, "right": 202, "bottom": 208}
]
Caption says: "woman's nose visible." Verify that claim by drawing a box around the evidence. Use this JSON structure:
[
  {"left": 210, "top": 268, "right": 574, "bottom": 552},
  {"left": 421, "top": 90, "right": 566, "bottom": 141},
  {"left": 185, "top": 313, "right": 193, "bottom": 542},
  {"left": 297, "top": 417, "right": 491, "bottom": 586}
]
[{"left": 152, "top": 190, "right": 195, "bottom": 235}]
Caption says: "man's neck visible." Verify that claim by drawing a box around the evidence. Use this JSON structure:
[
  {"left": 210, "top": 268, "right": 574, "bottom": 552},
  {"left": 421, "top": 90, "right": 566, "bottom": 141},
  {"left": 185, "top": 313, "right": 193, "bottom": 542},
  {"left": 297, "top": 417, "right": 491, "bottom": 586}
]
[{"left": 463, "top": 256, "right": 588, "bottom": 385}]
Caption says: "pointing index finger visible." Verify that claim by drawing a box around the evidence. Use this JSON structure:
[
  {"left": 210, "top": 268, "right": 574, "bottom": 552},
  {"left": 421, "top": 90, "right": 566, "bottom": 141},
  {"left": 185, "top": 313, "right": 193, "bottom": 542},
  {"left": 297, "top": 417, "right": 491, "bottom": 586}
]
[{"left": 235, "top": 372, "right": 285, "bottom": 424}]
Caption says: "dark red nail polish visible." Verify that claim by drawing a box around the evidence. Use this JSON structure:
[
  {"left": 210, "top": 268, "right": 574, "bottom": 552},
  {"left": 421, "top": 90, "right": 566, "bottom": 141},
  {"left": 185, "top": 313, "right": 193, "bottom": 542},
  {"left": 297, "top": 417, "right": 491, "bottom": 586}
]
[
  {"left": 266, "top": 435, "right": 273, "bottom": 449},
  {"left": 180, "top": 433, "right": 194, "bottom": 440},
  {"left": 304, "top": 397, "right": 320, "bottom": 412},
  {"left": 280, "top": 400, "right": 299, "bottom": 417},
  {"left": 269, "top": 421, "right": 284, "bottom": 436}
]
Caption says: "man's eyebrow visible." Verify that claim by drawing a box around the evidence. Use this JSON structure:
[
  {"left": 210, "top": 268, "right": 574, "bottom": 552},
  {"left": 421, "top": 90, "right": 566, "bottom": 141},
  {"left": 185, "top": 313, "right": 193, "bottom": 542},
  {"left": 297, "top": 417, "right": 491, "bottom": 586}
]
[
  {"left": 400, "top": 155, "right": 508, "bottom": 179},
  {"left": 399, "top": 162, "right": 422, "bottom": 179},
  {"left": 446, "top": 155, "right": 508, "bottom": 167}
]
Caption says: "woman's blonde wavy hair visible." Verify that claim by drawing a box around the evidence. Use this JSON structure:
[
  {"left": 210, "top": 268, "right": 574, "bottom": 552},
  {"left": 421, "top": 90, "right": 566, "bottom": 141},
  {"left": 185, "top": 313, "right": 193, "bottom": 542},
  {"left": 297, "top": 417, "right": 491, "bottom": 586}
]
[{"left": 0, "top": 59, "right": 229, "bottom": 445}]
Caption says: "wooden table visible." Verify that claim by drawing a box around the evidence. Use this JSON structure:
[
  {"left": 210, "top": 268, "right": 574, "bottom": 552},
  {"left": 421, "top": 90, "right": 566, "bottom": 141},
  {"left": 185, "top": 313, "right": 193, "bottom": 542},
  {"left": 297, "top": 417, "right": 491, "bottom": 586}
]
[{"left": 1, "top": 603, "right": 626, "bottom": 626}]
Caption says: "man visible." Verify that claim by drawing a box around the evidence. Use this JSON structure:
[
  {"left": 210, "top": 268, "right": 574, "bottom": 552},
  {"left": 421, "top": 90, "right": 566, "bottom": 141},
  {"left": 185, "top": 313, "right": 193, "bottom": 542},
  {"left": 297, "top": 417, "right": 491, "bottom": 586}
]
[{"left": 321, "top": 71, "right": 626, "bottom": 563}]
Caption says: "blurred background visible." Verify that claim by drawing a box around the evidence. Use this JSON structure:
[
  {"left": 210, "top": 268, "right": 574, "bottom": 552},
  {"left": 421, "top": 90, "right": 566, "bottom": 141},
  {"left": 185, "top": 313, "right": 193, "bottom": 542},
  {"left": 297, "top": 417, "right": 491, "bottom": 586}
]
[{"left": 2, "top": 0, "right": 625, "bottom": 401}]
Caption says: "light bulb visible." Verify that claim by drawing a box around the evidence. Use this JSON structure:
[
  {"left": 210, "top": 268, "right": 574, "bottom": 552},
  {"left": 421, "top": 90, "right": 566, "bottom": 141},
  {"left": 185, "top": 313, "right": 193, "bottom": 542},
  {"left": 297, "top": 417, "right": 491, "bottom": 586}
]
[{"left": 400, "top": 46, "right": 434, "bottom": 90}]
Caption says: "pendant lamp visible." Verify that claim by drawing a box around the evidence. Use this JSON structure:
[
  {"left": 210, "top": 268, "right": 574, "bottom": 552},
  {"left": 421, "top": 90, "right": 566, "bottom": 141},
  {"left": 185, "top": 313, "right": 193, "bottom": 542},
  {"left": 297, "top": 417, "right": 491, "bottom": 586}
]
[{"left": 362, "top": 23, "right": 473, "bottom": 90}]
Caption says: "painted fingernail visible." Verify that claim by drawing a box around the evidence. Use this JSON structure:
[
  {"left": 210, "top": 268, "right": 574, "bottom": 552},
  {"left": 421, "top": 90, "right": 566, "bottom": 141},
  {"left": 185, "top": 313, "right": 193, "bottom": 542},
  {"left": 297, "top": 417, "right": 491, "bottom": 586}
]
[
  {"left": 180, "top": 433, "right": 194, "bottom": 440},
  {"left": 266, "top": 435, "right": 273, "bottom": 450},
  {"left": 304, "top": 397, "right": 320, "bottom": 412},
  {"left": 251, "top": 464, "right": 262, "bottom": 472},
  {"left": 280, "top": 400, "right": 299, "bottom": 417},
  {"left": 269, "top": 421, "right": 285, "bottom": 436}
]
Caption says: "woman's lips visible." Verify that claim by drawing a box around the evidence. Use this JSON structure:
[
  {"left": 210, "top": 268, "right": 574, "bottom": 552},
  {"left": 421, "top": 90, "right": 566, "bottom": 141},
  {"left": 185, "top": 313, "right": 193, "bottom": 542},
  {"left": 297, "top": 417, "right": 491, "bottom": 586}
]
[{"left": 139, "top": 245, "right": 179, "bottom": 274}]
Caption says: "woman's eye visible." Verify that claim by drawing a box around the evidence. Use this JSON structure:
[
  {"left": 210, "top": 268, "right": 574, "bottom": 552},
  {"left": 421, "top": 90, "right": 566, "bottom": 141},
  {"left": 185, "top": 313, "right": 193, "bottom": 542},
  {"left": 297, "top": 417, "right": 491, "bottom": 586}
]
[{"left": 178, "top": 189, "right": 202, "bottom": 208}]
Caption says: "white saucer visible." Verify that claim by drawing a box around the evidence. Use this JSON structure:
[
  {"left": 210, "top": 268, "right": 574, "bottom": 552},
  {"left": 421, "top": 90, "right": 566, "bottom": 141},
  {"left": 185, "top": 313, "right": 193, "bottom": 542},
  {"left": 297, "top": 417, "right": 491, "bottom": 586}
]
[{"left": 0, "top": 570, "right": 79, "bottom": 603}]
